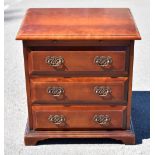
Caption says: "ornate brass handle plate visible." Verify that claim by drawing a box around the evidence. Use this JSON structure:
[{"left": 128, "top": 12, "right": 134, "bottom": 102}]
[
  {"left": 93, "top": 114, "right": 111, "bottom": 126},
  {"left": 48, "top": 115, "right": 65, "bottom": 125},
  {"left": 94, "top": 56, "right": 112, "bottom": 67},
  {"left": 45, "top": 56, "right": 64, "bottom": 67},
  {"left": 94, "top": 86, "right": 112, "bottom": 97},
  {"left": 47, "top": 86, "right": 64, "bottom": 97}
]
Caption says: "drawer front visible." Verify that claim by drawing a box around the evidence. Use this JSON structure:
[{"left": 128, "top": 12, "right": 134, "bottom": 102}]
[
  {"left": 29, "top": 50, "right": 128, "bottom": 76},
  {"left": 32, "top": 106, "right": 127, "bottom": 130},
  {"left": 30, "top": 77, "right": 128, "bottom": 104}
]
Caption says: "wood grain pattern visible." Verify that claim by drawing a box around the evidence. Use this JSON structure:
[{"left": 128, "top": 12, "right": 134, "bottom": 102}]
[
  {"left": 30, "top": 77, "right": 128, "bottom": 105},
  {"left": 23, "top": 42, "right": 33, "bottom": 129},
  {"left": 126, "top": 41, "right": 134, "bottom": 128},
  {"left": 29, "top": 49, "right": 128, "bottom": 76},
  {"left": 16, "top": 8, "right": 141, "bottom": 145},
  {"left": 24, "top": 121, "right": 135, "bottom": 145},
  {"left": 16, "top": 8, "right": 141, "bottom": 40},
  {"left": 32, "top": 105, "right": 127, "bottom": 130},
  {"left": 24, "top": 40, "right": 131, "bottom": 47}
]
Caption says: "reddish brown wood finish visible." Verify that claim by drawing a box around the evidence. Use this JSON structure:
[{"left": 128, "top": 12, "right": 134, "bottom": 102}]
[
  {"left": 24, "top": 40, "right": 131, "bottom": 47},
  {"left": 16, "top": 8, "right": 141, "bottom": 40},
  {"left": 32, "top": 105, "right": 127, "bottom": 130},
  {"left": 29, "top": 49, "right": 128, "bottom": 76},
  {"left": 127, "top": 41, "right": 135, "bottom": 129},
  {"left": 24, "top": 122, "right": 135, "bottom": 145},
  {"left": 30, "top": 77, "right": 128, "bottom": 104},
  {"left": 16, "top": 8, "right": 141, "bottom": 145},
  {"left": 23, "top": 42, "right": 33, "bottom": 129}
]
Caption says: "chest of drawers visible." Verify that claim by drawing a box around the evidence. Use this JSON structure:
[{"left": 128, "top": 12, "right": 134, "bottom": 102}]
[{"left": 16, "top": 8, "right": 141, "bottom": 145}]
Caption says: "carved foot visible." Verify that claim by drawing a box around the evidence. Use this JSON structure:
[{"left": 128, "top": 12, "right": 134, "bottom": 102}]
[
  {"left": 121, "top": 136, "right": 135, "bottom": 145},
  {"left": 24, "top": 136, "right": 40, "bottom": 146}
]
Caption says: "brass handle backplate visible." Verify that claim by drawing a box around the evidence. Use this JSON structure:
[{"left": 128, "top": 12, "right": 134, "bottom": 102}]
[
  {"left": 45, "top": 56, "right": 64, "bottom": 67},
  {"left": 94, "top": 86, "right": 112, "bottom": 97},
  {"left": 48, "top": 115, "right": 65, "bottom": 125},
  {"left": 94, "top": 56, "right": 112, "bottom": 67},
  {"left": 93, "top": 114, "right": 111, "bottom": 126},
  {"left": 47, "top": 86, "right": 64, "bottom": 97}
]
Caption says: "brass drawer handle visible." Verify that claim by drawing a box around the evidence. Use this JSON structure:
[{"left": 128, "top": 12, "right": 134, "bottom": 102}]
[
  {"left": 48, "top": 115, "right": 65, "bottom": 125},
  {"left": 94, "top": 56, "right": 112, "bottom": 67},
  {"left": 45, "top": 56, "right": 64, "bottom": 67},
  {"left": 94, "top": 86, "right": 112, "bottom": 97},
  {"left": 47, "top": 86, "right": 64, "bottom": 97},
  {"left": 93, "top": 114, "right": 111, "bottom": 126}
]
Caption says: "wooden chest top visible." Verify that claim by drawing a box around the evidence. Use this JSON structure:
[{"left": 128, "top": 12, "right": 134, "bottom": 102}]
[{"left": 16, "top": 8, "right": 141, "bottom": 40}]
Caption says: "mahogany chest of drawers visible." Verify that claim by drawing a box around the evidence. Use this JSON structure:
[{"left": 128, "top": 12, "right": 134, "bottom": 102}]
[{"left": 16, "top": 8, "right": 141, "bottom": 145}]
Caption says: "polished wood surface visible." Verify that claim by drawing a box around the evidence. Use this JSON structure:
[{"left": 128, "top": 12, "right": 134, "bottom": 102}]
[
  {"left": 30, "top": 77, "right": 128, "bottom": 104},
  {"left": 16, "top": 8, "right": 141, "bottom": 145},
  {"left": 23, "top": 42, "right": 33, "bottom": 128},
  {"left": 127, "top": 41, "right": 134, "bottom": 128},
  {"left": 16, "top": 8, "right": 141, "bottom": 40},
  {"left": 32, "top": 105, "right": 127, "bottom": 130},
  {"left": 24, "top": 40, "right": 131, "bottom": 47},
  {"left": 29, "top": 49, "right": 128, "bottom": 76},
  {"left": 25, "top": 121, "right": 135, "bottom": 145}
]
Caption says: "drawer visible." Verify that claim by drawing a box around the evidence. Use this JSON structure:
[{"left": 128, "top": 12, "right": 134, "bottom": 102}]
[
  {"left": 28, "top": 48, "right": 129, "bottom": 76},
  {"left": 32, "top": 105, "right": 127, "bottom": 130},
  {"left": 30, "top": 77, "right": 128, "bottom": 104}
]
